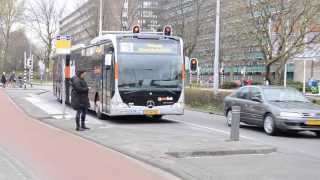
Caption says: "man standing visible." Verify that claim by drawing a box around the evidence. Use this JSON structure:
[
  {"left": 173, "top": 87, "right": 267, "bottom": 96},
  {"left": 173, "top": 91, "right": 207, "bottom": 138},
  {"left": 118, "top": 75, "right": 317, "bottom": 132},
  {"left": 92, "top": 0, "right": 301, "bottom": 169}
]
[
  {"left": 9, "top": 71, "right": 16, "bottom": 87},
  {"left": 71, "top": 70, "right": 90, "bottom": 131},
  {"left": 1, "top": 72, "right": 7, "bottom": 88}
]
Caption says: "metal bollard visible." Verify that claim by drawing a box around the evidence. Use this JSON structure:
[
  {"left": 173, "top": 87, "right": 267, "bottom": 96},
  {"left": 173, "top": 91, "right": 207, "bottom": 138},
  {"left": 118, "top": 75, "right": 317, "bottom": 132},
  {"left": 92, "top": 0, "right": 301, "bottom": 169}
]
[{"left": 230, "top": 106, "right": 241, "bottom": 141}]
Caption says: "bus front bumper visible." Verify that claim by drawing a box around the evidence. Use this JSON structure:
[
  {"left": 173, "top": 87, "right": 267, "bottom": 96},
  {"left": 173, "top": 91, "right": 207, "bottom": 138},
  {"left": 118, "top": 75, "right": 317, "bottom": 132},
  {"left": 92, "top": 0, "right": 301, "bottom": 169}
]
[{"left": 109, "top": 103, "right": 184, "bottom": 116}]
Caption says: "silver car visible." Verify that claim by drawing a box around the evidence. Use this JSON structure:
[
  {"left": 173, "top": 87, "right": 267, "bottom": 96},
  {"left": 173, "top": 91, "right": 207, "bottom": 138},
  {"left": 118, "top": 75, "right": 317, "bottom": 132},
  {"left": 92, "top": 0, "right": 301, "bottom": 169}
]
[{"left": 224, "top": 86, "right": 320, "bottom": 136}]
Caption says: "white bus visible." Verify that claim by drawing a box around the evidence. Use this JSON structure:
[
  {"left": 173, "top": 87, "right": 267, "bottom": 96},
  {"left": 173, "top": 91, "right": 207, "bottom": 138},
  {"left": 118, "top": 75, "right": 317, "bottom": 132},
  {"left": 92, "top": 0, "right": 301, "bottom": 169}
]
[{"left": 53, "top": 27, "right": 185, "bottom": 119}]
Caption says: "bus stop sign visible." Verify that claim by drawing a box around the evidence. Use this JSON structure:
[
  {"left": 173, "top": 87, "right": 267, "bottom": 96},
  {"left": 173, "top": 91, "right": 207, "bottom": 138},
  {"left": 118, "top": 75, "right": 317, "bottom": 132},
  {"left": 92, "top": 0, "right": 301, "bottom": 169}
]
[{"left": 56, "top": 35, "right": 72, "bottom": 55}]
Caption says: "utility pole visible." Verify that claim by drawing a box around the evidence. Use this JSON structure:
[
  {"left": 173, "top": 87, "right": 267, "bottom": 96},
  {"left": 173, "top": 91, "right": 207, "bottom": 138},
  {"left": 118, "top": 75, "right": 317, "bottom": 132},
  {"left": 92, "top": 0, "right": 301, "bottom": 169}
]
[
  {"left": 24, "top": 52, "right": 27, "bottom": 89},
  {"left": 213, "top": 0, "right": 221, "bottom": 94},
  {"left": 99, "top": 0, "right": 103, "bottom": 37}
]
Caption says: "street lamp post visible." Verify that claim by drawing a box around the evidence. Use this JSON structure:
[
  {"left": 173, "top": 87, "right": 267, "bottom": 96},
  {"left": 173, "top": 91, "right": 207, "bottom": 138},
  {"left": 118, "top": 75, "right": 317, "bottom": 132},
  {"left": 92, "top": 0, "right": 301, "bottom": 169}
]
[
  {"left": 213, "top": 0, "right": 221, "bottom": 94},
  {"left": 99, "top": 0, "right": 103, "bottom": 37}
]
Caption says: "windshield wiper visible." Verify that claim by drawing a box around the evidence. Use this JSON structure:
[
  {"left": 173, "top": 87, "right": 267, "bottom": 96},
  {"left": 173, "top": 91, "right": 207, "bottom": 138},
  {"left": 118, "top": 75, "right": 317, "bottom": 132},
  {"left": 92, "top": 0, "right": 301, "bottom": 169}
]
[
  {"left": 288, "top": 100, "right": 310, "bottom": 103},
  {"left": 122, "top": 89, "right": 147, "bottom": 95},
  {"left": 270, "top": 100, "right": 287, "bottom": 102},
  {"left": 121, "top": 87, "right": 179, "bottom": 96},
  {"left": 271, "top": 100, "right": 309, "bottom": 103},
  {"left": 156, "top": 88, "right": 178, "bottom": 95}
]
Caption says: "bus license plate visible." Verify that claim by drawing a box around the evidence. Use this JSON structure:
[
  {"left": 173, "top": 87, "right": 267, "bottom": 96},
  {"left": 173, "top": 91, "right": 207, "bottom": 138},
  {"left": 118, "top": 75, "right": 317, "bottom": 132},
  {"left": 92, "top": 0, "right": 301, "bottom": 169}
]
[
  {"left": 144, "top": 109, "right": 160, "bottom": 115},
  {"left": 306, "top": 119, "right": 320, "bottom": 126}
]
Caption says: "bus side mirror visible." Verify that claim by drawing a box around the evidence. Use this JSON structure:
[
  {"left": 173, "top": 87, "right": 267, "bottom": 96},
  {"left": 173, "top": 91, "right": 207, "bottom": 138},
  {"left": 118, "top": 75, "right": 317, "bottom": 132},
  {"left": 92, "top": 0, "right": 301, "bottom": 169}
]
[{"left": 105, "top": 54, "right": 112, "bottom": 69}]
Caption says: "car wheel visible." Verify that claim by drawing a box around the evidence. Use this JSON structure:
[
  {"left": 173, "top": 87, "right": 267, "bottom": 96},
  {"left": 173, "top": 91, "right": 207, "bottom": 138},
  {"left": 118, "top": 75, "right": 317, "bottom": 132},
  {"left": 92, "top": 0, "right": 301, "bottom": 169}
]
[
  {"left": 264, "top": 114, "right": 278, "bottom": 136},
  {"left": 226, "top": 110, "right": 232, "bottom": 127},
  {"left": 314, "top": 131, "right": 320, "bottom": 137}
]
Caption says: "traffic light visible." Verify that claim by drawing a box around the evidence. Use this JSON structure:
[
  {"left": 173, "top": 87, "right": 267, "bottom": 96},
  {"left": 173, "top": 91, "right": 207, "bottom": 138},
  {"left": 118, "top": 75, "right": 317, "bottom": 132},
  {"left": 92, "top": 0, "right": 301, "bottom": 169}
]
[
  {"left": 163, "top": 25, "right": 172, "bottom": 36},
  {"left": 132, "top": 25, "right": 140, "bottom": 33},
  {"left": 190, "top": 58, "right": 198, "bottom": 72},
  {"left": 27, "top": 58, "right": 33, "bottom": 69}
]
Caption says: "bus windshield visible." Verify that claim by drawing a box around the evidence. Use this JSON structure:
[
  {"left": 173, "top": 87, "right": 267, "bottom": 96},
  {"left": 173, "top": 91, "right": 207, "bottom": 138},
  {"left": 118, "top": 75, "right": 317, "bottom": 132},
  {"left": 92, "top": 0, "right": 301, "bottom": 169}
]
[{"left": 117, "top": 38, "right": 182, "bottom": 91}]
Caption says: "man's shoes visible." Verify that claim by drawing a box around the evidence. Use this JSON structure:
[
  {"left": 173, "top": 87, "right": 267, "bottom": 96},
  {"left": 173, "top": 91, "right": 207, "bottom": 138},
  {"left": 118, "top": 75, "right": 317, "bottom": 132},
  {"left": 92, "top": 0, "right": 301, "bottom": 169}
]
[
  {"left": 81, "top": 126, "right": 90, "bottom": 130},
  {"left": 76, "top": 127, "right": 84, "bottom": 131}
]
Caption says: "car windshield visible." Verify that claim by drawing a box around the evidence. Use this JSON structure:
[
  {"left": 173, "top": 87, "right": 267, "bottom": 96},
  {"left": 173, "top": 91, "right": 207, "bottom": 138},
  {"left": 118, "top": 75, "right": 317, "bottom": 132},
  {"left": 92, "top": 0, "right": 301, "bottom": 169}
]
[
  {"left": 263, "top": 88, "right": 310, "bottom": 102},
  {"left": 117, "top": 38, "right": 183, "bottom": 91}
]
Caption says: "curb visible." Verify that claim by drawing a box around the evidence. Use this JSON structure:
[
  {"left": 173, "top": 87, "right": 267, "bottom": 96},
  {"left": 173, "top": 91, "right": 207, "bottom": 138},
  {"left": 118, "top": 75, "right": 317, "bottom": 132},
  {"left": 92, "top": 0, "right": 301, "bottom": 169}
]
[{"left": 166, "top": 146, "right": 277, "bottom": 158}]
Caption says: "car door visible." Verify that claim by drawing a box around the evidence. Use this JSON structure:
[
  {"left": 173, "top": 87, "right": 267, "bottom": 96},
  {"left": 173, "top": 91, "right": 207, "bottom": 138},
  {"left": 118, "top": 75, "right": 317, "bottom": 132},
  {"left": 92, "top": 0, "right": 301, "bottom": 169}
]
[
  {"left": 246, "top": 87, "right": 266, "bottom": 126},
  {"left": 234, "top": 87, "right": 251, "bottom": 123}
]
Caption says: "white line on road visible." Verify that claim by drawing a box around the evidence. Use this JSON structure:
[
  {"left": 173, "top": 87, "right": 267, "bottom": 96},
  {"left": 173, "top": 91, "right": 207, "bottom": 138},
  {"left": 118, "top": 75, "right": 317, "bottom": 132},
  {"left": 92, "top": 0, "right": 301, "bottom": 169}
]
[
  {"left": 25, "top": 95, "right": 103, "bottom": 125},
  {"left": 25, "top": 96, "right": 62, "bottom": 115}
]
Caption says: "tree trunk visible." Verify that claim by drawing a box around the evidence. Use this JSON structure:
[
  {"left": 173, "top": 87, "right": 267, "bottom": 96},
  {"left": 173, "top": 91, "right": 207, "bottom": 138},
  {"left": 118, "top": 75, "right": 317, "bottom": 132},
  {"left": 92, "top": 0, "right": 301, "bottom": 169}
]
[
  {"left": 265, "top": 64, "right": 272, "bottom": 85},
  {"left": 275, "top": 68, "right": 284, "bottom": 86}
]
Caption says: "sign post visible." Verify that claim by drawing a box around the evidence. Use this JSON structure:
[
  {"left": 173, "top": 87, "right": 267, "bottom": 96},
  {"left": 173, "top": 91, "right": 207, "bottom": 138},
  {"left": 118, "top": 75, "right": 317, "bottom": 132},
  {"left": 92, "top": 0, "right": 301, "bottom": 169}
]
[{"left": 55, "top": 35, "right": 72, "bottom": 119}]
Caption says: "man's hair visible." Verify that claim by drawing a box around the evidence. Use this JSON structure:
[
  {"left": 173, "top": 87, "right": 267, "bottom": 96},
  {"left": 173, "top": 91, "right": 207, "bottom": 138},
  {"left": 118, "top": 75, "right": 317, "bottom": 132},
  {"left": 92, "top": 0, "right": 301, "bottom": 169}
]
[{"left": 76, "top": 70, "right": 86, "bottom": 77}]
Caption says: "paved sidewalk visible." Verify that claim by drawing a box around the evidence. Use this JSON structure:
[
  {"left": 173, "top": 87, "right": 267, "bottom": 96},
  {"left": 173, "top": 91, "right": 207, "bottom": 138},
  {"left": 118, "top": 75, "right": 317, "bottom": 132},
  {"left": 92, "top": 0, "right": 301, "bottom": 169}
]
[
  {"left": 0, "top": 146, "right": 34, "bottom": 180},
  {"left": 0, "top": 89, "right": 177, "bottom": 180}
]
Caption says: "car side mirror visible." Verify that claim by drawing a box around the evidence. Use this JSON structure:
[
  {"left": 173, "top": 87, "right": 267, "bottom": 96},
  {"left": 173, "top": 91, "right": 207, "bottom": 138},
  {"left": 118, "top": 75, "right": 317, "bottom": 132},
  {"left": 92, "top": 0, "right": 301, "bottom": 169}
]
[{"left": 105, "top": 54, "right": 112, "bottom": 69}]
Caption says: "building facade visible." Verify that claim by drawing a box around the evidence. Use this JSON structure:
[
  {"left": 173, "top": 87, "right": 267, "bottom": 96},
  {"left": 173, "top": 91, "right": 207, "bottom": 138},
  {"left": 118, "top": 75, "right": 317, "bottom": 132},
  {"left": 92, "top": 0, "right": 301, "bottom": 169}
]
[
  {"left": 60, "top": 0, "right": 162, "bottom": 45},
  {"left": 159, "top": 0, "right": 320, "bottom": 84}
]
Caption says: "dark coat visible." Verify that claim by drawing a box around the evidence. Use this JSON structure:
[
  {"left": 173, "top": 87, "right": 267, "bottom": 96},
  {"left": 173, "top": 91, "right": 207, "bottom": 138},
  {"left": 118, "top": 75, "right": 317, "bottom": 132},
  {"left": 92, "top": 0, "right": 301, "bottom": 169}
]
[
  {"left": 1, "top": 75, "right": 6, "bottom": 84},
  {"left": 71, "top": 76, "right": 89, "bottom": 110}
]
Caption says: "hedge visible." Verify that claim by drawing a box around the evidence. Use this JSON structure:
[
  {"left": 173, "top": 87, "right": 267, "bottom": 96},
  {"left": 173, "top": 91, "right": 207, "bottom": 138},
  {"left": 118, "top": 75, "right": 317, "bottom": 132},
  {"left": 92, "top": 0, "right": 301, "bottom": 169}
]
[{"left": 185, "top": 88, "right": 231, "bottom": 113}]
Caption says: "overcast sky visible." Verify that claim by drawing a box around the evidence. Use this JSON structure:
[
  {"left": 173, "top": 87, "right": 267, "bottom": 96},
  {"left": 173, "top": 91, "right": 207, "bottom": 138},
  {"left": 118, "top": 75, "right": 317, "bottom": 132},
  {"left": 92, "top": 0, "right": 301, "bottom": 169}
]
[{"left": 23, "top": 0, "right": 84, "bottom": 45}]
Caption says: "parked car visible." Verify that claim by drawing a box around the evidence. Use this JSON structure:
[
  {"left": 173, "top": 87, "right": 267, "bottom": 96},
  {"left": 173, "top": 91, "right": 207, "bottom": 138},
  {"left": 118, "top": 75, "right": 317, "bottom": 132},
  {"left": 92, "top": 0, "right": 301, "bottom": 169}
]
[{"left": 224, "top": 86, "right": 320, "bottom": 136}]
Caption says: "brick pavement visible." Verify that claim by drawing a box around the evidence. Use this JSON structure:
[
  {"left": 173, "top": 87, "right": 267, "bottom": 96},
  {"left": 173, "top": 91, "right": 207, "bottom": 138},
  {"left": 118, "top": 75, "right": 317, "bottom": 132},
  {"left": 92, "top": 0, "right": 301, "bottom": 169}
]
[{"left": 0, "top": 89, "right": 170, "bottom": 180}]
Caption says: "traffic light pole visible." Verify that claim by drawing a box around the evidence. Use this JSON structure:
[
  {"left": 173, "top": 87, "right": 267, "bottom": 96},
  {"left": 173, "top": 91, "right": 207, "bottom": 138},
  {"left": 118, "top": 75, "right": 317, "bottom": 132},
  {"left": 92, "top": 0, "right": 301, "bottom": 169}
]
[
  {"left": 24, "top": 52, "right": 27, "bottom": 89},
  {"left": 99, "top": 0, "right": 103, "bottom": 37},
  {"left": 213, "top": 0, "right": 220, "bottom": 94}
]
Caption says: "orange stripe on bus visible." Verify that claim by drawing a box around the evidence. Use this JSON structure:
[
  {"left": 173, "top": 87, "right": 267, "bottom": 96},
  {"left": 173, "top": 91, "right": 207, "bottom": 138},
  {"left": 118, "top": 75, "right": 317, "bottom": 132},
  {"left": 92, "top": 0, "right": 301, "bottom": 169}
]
[
  {"left": 115, "top": 63, "right": 119, "bottom": 80},
  {"left": 65, "top": 66, "right": 71, "bottom": 79}
]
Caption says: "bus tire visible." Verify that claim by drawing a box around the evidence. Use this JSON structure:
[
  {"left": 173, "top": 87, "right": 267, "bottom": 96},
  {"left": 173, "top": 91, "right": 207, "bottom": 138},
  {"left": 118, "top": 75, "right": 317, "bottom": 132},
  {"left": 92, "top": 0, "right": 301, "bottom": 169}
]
[{"left": 152, "top": 115, "right": 163, "bottom": 120}]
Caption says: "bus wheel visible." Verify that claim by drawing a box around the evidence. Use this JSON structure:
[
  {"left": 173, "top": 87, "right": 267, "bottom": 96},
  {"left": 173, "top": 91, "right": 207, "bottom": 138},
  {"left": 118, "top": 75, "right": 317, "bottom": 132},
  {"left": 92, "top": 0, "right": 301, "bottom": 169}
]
[
  {"left": 95, "top": 101, "right": 103, "bottom": 119},
  {"left": 152, "top": 115, "right": 163, "bottom": 120}
]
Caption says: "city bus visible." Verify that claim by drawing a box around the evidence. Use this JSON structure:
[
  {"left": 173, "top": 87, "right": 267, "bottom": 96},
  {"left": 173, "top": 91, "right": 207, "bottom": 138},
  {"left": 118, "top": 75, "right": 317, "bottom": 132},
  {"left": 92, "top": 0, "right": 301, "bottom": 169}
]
[{"left": 53, "top": 27, "right": 185, "bottom": 119}]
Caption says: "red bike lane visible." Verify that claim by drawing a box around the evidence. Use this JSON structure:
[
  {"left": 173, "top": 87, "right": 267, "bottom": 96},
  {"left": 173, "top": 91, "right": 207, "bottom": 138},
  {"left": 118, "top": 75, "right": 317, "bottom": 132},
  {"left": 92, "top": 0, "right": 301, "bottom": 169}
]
[{"left": 0, "top": 89, "right": 170, "bottom": 180}]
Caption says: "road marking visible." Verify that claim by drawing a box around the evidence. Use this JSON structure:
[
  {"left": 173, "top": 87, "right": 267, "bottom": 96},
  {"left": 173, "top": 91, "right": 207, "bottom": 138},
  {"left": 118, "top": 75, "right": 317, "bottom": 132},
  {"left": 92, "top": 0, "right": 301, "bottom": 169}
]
[
  {"left": 25, "top": 96, "right": 62, "bottom": 115},
  {"left": 25, "top": 95, "right": 103, "bottom": 125},
  {"left": 172, "top": 119, "right": 258, "bottom": 141}
]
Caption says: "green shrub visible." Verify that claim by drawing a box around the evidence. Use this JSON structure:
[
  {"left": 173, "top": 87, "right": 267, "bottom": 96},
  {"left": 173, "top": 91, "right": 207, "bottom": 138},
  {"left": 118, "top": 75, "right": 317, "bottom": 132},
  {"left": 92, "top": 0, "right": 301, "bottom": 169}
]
[
  {"left": 252, "top": 81, "right": 264, "bottom": 85},
  {"left": 287, "top": 81, "right": 311, "bottom": 92},
  {"left": 221, "top": 81, "right": 239, "bottom": 89},
  {"left": 185, "top": 88, "right": 231, "bottom": 113}
]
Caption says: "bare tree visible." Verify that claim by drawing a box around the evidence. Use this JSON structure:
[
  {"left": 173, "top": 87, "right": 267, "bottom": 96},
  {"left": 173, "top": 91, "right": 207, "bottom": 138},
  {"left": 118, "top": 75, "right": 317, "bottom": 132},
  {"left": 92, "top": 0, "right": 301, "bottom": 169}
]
[
  {"left": 248, "top": 0, "right": 320, "bottom": 84},
  {"left": 0, "top": 0, "right": 24, "bottom": 72},
  {"left": 120, "top": 0, "right": 139, "bottom": 31},
  {"left": 7, "top": 29, "right": 30, "bottom": 71},
  {"left": 27, "top": 0, "right": 64, "bottom": 69},
  {"left": 158, "top": 0, "right": 204, "bottom": 58}
]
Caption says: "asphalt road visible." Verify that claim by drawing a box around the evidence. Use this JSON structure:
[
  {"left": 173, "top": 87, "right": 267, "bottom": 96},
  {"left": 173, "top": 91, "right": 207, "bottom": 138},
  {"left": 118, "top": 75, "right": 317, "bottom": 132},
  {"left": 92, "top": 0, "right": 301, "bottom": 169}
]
[
  {"left": 4, "top": 87, "right": 320, "bottom": 180},
  {"left": 172, "top": 110, "right": 320, "bottom": 159}
]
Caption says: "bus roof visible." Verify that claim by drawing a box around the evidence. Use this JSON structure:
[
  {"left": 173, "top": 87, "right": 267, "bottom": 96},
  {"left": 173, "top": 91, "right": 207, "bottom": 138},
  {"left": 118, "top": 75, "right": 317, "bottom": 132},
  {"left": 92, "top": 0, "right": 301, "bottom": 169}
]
[{"left": 90, "top": 32, "right": 182, "bottom": 45}]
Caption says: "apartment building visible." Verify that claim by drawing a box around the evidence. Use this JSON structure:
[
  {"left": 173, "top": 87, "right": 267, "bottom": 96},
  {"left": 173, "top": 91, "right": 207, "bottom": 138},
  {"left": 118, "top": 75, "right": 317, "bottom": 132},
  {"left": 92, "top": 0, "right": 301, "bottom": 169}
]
[{"left": 60, "top": 0, "right": 161, "bottom": 45}]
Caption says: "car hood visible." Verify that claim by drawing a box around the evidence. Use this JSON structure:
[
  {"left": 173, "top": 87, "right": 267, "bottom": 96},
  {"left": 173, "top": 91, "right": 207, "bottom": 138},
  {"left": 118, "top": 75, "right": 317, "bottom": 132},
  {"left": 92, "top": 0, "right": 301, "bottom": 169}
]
[{"left": 268, "top": 101, "right": 320, "bottom": 113}]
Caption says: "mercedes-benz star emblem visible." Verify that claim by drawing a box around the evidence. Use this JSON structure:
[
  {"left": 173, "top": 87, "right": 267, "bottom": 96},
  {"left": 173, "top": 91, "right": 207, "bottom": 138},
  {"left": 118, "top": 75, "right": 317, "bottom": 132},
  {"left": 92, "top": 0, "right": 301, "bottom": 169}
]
[{"left": 146, "top": 100, "right": 155, "bottom": 108}]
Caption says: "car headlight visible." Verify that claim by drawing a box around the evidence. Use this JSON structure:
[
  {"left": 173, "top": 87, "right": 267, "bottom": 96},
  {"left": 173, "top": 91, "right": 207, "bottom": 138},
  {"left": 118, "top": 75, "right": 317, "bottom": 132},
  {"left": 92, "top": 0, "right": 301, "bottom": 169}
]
[{"left": 280, "top": 112, "right": 303, "bottom": 118}]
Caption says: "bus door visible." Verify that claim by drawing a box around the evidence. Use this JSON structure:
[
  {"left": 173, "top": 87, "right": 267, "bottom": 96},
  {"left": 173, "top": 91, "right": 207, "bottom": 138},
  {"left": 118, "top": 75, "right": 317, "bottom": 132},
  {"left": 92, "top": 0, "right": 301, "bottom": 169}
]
[{"left": 103, "top": 45, "right": 115, "bottom": 114}]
